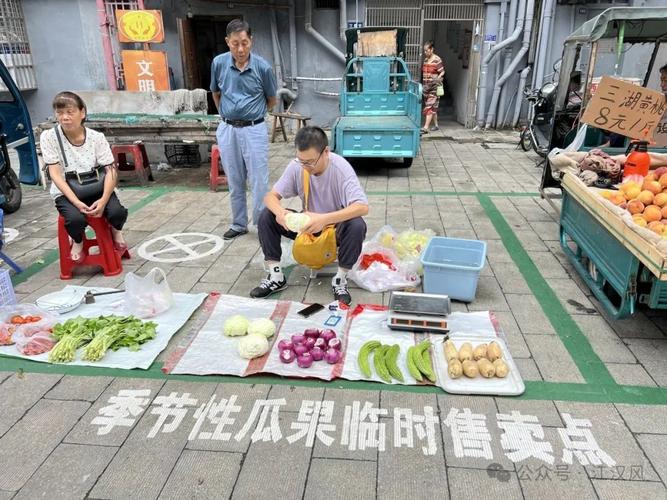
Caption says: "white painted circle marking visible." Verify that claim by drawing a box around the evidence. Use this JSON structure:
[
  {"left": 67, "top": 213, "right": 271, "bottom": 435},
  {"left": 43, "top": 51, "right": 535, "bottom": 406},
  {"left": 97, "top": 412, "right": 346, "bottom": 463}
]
[{"left": 137, "top": 232, "right": 224, "bottom": 263}]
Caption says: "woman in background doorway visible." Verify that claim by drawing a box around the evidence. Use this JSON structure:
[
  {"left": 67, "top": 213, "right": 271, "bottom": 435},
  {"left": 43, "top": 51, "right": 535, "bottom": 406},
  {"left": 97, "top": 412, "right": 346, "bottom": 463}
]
[{"left": 421, "top": 41, "right": 445, "bottom": 134}]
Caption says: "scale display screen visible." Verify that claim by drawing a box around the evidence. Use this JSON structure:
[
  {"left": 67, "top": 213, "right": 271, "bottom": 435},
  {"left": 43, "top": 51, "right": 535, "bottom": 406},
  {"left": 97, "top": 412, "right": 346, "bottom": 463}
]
[{"left": 389, "top": 291, "right": 450, "bottom": 317}]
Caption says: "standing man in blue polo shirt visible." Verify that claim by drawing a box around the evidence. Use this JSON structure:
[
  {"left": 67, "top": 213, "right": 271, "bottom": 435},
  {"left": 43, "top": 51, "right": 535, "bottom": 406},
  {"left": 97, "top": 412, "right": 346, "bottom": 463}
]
[{"left": 211, "top": 19, "right": 277, "bottom": 240}]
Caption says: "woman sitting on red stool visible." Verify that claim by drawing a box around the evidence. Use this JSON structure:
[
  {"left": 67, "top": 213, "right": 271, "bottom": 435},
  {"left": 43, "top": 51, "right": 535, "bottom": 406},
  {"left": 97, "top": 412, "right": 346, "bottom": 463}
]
[{"left": 40, "top": 91, "right": 128, "bottom": 263}]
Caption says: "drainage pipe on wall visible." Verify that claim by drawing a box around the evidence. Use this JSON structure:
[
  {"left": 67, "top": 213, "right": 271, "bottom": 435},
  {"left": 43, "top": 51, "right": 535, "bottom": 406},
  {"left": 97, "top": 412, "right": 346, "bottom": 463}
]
[
  {"left": 305, "top": 0, "right": 346, "bottom": 63},
  {"left": 288, "top": 0, "right": 298, "bottom": 90},
  {"left": 484, "top": 0, "right": 534, "bottom": 129},
  {"left": 511, "top": 64, "right": 532, "bottom": 127},
  {"left": 532, "top": 0, "right": 556, "bottom": 89},
  {"left": 475, "top": 0, "right": 526, "bottom": 128},
  {"left": 494, "top": 0, "right": 508, "bottom": 84},
  {"left": 96, "top": 0, "right": 117, "bottom": 90},
  {"left": 340, "top": 0, "right": 347, "bottom": 41},
  {"left": 497, "top": 0, "right": 519, "bottom": 124}
]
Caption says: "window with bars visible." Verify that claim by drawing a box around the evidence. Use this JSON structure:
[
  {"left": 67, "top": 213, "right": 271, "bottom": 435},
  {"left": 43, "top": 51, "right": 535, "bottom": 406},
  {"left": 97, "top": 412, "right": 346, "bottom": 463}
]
[
  {"left": 105, "top": 0, "right": 141, "bottom": 89},
  {"left": 0, "top": 0, "right": 36, "bottom": 90}
]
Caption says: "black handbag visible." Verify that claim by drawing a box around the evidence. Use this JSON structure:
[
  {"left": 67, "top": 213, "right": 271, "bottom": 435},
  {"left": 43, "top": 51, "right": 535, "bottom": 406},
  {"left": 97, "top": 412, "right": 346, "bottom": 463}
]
[{"left": 54, "top": 125, "right": 106, "bottom": 200}]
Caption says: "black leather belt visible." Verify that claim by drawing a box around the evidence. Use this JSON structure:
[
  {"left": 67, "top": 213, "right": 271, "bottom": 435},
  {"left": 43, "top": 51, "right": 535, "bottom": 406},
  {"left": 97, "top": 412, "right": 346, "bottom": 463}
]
[{"left": 221, "top": 117, "right": 265, "bottom": 127}]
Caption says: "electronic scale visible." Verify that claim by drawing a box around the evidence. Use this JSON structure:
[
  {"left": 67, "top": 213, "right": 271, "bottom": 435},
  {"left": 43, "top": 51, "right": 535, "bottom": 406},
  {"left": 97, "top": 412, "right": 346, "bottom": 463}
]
[{"left": 387, "top": 291, "right": 451, "bottom": 333}]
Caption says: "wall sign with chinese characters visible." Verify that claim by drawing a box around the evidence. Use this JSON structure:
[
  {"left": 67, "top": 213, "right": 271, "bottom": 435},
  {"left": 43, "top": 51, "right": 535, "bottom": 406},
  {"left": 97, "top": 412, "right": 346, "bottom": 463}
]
[
  {"left": 581, "top": 75, "right": 667, "bottom": 141},
  {"left": 121, "top": 50, "right": 170, "bottom": 91},
  {"left": 116, "top": 10, "right": 164, "bottom": 43}
]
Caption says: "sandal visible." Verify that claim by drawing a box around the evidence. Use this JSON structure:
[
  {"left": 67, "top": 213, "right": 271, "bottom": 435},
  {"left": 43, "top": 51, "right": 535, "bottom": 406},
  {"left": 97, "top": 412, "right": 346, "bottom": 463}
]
[
  {"left": 113, "top": 241, "right": 128, "bottom": 254},
  {"left": 420, "top": 128, "right": 429, "bottom": 135},
  {"left": 70, "top": 249, "right": 85, "bottom": 264}
]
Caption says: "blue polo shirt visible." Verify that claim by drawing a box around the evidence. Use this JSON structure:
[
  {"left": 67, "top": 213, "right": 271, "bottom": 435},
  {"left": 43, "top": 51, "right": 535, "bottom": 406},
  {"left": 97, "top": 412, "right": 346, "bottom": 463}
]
[{"left": 210, "top": 52, "right": 277, "bottom": 121}]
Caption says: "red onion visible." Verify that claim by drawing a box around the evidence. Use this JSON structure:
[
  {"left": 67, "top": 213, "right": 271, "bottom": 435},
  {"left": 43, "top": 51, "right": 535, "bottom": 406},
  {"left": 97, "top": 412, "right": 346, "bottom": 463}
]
[
  {"left": 291, "top": 334, "right": 305, "bottom": 344},
  {"left": 293, "top": 343, "right": 309, "bottom": 356},
  {"left": 277, "top": 339, "right": 293, "bottom": 352},
  {"left": 310, "top": 347, "right": 325, "bottom": 361},
  {"left": 297, "top": 352, "right": 314, "bottom": 368},
  {"left": 304, "top": 337, "right": 317, "bottom": 350},
  {"left": 304, "top": 328, "right": 321, "bottom": 339},
  {"left": 279, "top": 349, "right": 296, "bottom": 363},
  {"left": 327, "top": 338, "right": 342, "bottom": 351},
  {"left": 313, "top": 338, "right": 327, "bottom": 350},
  {"left": 324, "top": 348, "right": 341, "bottom": 364},
  {"left": 321, "top": 329, "right": 337, "bottom": 343}
]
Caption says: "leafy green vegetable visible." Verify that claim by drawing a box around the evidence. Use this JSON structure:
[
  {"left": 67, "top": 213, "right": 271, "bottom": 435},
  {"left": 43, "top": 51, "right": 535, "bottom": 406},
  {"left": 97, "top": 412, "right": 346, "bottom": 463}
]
[{"left": 49, "top": 315, "right": 157, "bottom": 363}]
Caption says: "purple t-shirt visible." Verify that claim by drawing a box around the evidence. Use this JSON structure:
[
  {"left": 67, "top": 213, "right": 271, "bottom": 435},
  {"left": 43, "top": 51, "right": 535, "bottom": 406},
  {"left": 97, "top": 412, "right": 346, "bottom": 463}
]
[{"left": 273, "top": 152, "right": 368, "bottom": 213}]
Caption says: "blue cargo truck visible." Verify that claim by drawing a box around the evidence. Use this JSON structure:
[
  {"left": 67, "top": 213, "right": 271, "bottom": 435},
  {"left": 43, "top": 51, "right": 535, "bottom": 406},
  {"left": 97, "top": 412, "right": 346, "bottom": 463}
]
[{"left": 332, "top": 28, "right": 422, "bottom": 168}]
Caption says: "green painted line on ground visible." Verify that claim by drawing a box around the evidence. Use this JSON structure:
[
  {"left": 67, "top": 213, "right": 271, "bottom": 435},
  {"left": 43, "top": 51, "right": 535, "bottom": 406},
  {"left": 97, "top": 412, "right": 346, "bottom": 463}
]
[
  {"left": 478, "top": 194, "right": 617, "bottom": 387},
  {"left": 11, "top": 188, "right": 171, "bottom": 287},
  {"left": 1, "top": 355, "right": 665, "bottom": 405}
]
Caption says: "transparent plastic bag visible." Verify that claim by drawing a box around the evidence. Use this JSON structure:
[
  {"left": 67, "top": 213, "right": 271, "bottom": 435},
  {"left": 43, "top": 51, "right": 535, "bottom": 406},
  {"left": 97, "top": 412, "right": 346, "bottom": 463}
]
[
  {"left": 0, "top": 304, "right": 57, "bottom": 346},
  {"left": 124, "top": 267, "right": 173, "bottom": 318},
  {"left": 13, "top": 329, "right": 57, "bottom": 355},
  {"left": 349, "top": 242, "right": 421, "bottom": 292}
]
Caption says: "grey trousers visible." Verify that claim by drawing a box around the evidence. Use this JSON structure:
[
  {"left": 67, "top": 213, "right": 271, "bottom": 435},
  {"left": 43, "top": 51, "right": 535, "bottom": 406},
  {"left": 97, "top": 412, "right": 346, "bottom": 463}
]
[{"left": 257, "top": 208, "right": 367, "bottom": 269}]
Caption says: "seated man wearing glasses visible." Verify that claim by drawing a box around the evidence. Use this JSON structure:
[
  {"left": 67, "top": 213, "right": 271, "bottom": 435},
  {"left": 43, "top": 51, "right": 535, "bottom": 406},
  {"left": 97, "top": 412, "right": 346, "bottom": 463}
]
[{"left": 250, "top": 126, "right": 369, "bottom": 304}]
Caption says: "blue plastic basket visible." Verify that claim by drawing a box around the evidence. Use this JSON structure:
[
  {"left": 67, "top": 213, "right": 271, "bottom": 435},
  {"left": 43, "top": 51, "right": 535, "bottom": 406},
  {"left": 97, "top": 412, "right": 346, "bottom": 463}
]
[{"left": 420, "top": 237, "right": 487, "bottom": 302}]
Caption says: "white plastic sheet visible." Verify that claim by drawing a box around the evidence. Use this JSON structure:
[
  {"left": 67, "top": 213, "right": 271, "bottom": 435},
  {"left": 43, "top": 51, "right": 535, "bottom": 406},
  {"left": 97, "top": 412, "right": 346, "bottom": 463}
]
[{"left": 0, "top": 286, "right": 207, "bottom": 369}]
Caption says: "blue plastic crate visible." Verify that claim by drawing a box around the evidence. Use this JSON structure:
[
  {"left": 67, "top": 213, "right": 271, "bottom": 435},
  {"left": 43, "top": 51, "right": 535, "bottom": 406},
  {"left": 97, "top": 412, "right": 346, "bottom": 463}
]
[{"left": 420, "top": 237, "right": 487, "bottom": 302}]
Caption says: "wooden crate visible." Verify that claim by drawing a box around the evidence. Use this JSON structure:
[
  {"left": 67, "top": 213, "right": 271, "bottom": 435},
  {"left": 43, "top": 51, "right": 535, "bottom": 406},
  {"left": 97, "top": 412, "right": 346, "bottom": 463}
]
[{"left": 561, "top": 172, "right": 667, "bottom": 280}]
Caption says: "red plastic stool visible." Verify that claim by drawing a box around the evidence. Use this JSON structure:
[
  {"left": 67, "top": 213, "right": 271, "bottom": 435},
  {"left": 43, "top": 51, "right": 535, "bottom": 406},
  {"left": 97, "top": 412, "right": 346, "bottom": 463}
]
[
  {"left": 112, "top": 143, "right": 154, "bottom": 185},
  {"left": 58, "top": 215, "right": 130, "bottom": 280},
  {"left": 209, "top": 145, "right": 228, "bottom": 192}
]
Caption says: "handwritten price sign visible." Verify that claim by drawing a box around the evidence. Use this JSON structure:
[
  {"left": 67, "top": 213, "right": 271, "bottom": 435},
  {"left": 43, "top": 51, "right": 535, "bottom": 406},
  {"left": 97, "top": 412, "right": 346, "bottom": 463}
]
[{"left": 581, "top": 75, "right": 666, "bottom": 141}]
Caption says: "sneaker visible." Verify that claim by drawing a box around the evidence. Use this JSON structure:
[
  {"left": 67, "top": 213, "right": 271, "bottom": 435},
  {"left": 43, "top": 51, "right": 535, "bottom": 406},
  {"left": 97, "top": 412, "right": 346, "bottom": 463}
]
[
  {"left": 332, "top": 278, "right": 352, "bottom": 305},
  {"left": 250, "top": 275, "right": 288, "bottom": 298},
  {"left": 430, "top": 126, "right": 440, "bottom": 132},
  {"left": 223, "top": 228, "right": 248, "bottom": 240},
  {"left": 420, "top": 128, "right": 429, "bottom": 135}
]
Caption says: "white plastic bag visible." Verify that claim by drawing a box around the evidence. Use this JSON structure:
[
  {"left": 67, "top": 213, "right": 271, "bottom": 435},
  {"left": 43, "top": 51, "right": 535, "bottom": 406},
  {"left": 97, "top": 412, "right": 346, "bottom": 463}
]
[
  {"left": 349, "top": 242, "right": 421, "bottom": 293},
  {"left": 124, "top": 267, "right": 173, "bottom": 318}
]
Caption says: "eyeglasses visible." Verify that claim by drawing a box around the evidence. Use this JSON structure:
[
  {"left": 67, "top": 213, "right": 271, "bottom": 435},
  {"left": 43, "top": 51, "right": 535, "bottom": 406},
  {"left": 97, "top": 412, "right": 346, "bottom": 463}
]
[{"left": 295, "top": 148, "right": 325, "bottom": 169}]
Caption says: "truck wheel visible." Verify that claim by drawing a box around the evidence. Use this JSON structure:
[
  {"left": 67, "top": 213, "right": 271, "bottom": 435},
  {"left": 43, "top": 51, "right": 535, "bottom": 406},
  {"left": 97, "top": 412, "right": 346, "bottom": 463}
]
[
  {"left": 0, "top": 169, "right": 22, "bottom": 214},
  {"left": 402, "top": 157, "right": 413, "bottom": 168}
]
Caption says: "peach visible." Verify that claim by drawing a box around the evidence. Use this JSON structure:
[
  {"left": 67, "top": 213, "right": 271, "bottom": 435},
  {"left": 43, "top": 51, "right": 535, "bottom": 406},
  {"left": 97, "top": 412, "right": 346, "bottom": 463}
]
[
  {"left": 600, "top": 190, "right": 613, "bottom": 200},
  {"left": 662, "top": 205, "right": 667, "bottom": 219},
  {"left": 645, "top": 172, "right": 658, "bottom": 182},
  {"left": 632, "top": 215, "right": 648, "bottom": 227},
  {"left": 648, "top": 221, "right": 665, "bottom": 234},
  {"left": 637, "top": 190, "right": 655, "bottom": 205},
  {"left": 654, "top": 192, "right": 667, "bottom": 207},
  {"left": 623, "top": 184, "right": 642, "bottom": 200},
  {"left": 642, "top": 179, "right": 663, "bottom": 195},
  {"left": 627, "top": 199, "right": 645, "bottom": 215},
  {"left": 655, "top": 167, "right": 667, "bottom": 178},
  {"left": 660, "top": 173, "right": 667, "bottom": 189},
  {"left": 610, "top": 193, "right": 626, "bottom": 206},
  {"left": 644, "top": 205, "right": 663, "bottom": 222}
]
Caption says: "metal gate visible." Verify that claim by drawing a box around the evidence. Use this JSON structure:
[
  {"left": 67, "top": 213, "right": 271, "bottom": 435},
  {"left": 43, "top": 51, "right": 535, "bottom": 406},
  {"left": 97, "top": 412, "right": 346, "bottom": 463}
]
[
  {"left": 0, "top": 0, "right": 37, "bottom": 91},
  {"left": 366, "top": 0, "right": 485, "bottom": 126}
]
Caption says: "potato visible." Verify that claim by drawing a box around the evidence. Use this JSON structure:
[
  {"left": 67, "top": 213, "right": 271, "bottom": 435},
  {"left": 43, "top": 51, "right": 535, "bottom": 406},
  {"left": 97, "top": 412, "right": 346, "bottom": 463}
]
[
  {"left": 477, "top": 358, "right": 496, "bottom": 378},
  {"left": 493, "top": 359, "right": 510, "bottom": 378},
  {"left": 444, "top": 340, "right": 458, "bottom": 362},
  {"left": 472, "top": 343, "right": 487, "bottom": 361},
  {"left": 458, "top": 342, "right": 473, "bottom": 362},
  {"left": 448, "top": 359, "right": 463, "bottom": 379},
  {"left": 487, "top": 341, "right": 503, "bottom": 362},
  {"left": 462, "top": 359, "right": 478, "bottom": 378}
]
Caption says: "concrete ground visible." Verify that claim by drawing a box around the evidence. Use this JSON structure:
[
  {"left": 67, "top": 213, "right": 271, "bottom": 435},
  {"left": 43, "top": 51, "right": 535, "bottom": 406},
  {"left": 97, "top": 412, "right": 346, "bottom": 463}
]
[{"left": 0, "top": 124, "right": 666, "bottom": 500}]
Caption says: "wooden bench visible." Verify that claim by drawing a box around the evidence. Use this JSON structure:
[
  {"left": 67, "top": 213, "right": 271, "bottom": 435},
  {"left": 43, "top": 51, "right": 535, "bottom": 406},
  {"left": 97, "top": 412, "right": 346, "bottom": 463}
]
[{"left": 269, "top": 109, "right": 311, "bottom": 143}]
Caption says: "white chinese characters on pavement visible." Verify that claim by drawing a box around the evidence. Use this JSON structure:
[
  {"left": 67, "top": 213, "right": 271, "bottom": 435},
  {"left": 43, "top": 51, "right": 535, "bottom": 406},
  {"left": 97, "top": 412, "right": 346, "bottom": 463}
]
[
  {"left": 497, "top": 411, "right": 554, "bottom": 464},
  {"left": 235, "top": 399, "right": 285, "bottom": 443},
  {"left": 341, "top": 401, "right": 388, "bottom": 452},
  {"left": 90, "top": 390, "right": 617, "bottom": 464},
  {"left": 189, "top": 395, "right": 242, "bottom": 441},
  {"left": 558, "top": 413, "right": 616, "bottom": 467},
  {"left": 394, "top": 406, "right": 439, "bottom": 456},
  {"left": 443, "top": 407, "right": 493, "bottom": 459},
  {"left": 91, "top": 389, "right": 152, "bottom": 435},
  {"left": 287, "top": 400, "right": 336, "bottom": 447},
  {"left": 148, "top": 392, "right": 198, "bottom": 438}
]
